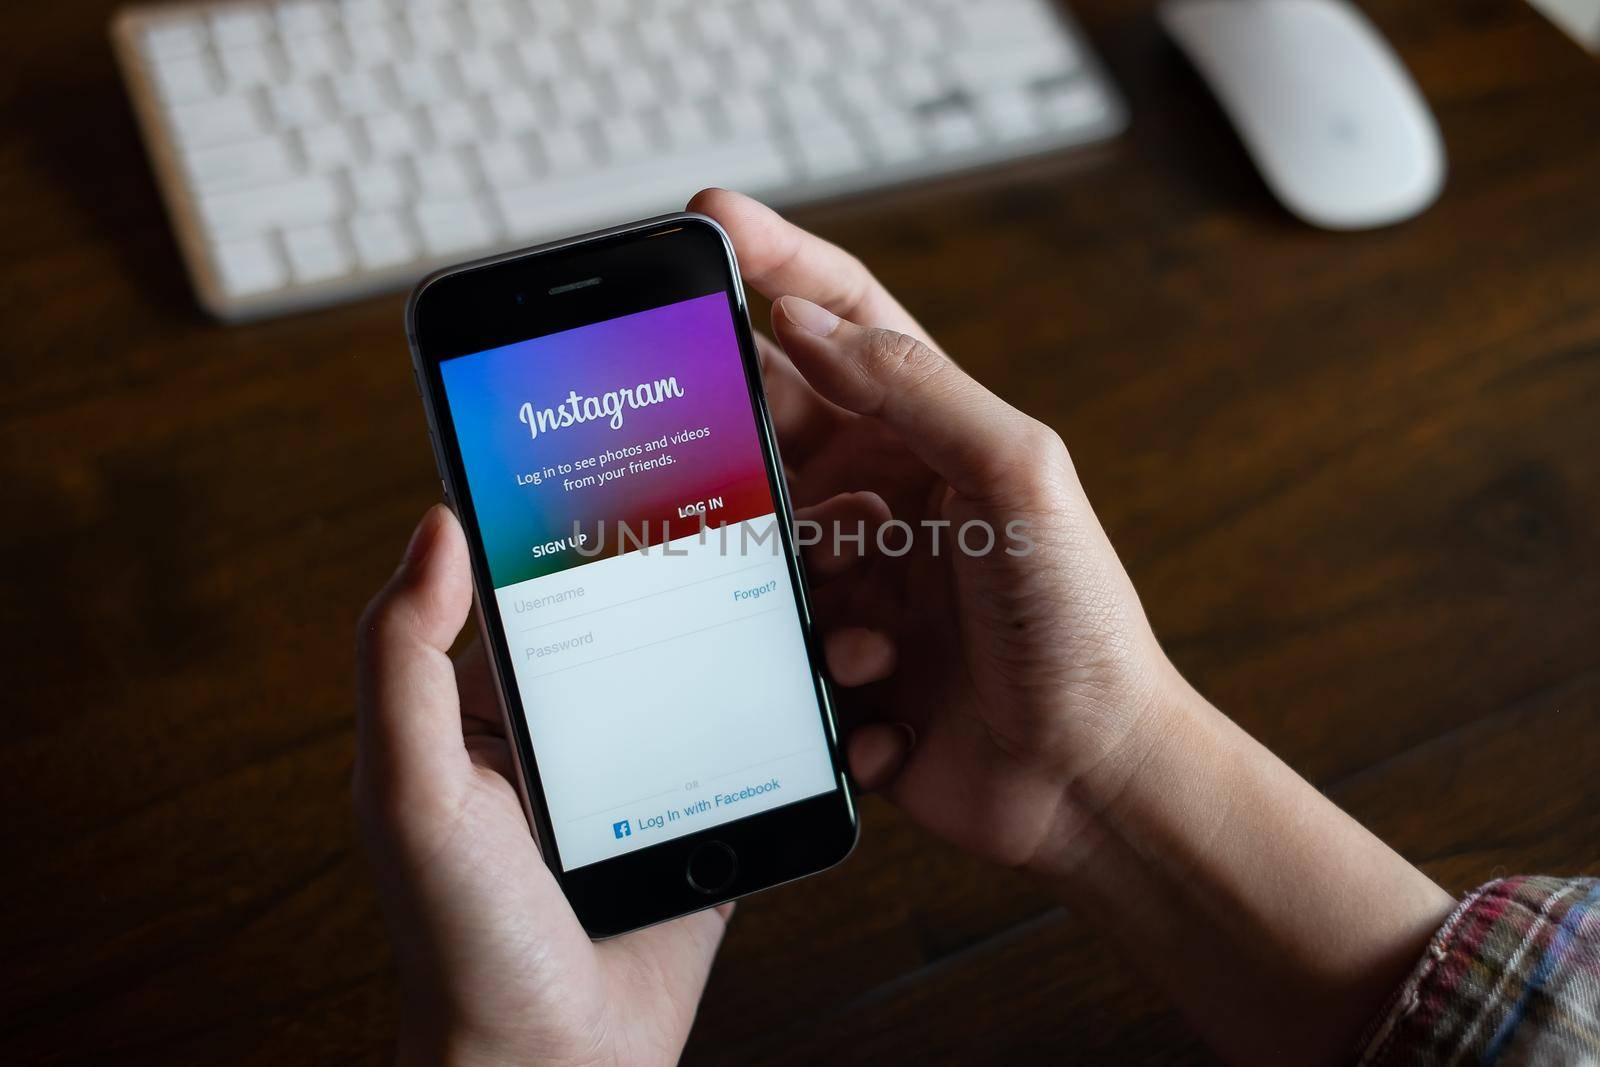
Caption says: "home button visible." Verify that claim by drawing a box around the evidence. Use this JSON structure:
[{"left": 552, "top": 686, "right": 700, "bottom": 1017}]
[{"left": 685, "top": 841, "right": 738, "bottom": 895}]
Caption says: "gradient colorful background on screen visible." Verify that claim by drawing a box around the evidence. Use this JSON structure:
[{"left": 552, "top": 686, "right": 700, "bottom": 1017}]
[{"left": 439, "top": 292, "right": 776, "bottom": 588}]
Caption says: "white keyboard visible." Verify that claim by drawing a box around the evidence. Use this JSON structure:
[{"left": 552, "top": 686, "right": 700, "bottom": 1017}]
[{"left": 113, "top": 0, "right": 1126, "bottom": 321}]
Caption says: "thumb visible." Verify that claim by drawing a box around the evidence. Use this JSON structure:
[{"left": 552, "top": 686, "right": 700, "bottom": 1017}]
[
  {"left": 355, "top": 504, "right": 475, "bottom": 815},
  {"left": 771, "top": 295, "right": 1050, "bottom": 503}
]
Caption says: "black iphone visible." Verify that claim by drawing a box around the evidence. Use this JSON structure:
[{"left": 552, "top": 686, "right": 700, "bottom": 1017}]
[{"left": 405, "top": 213, "right": 858, "bottom": 937}]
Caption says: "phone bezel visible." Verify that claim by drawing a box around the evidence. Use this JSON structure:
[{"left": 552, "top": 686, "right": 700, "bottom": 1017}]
[{"left": 405, "top": 213, "right": 858, "bottom": 937}]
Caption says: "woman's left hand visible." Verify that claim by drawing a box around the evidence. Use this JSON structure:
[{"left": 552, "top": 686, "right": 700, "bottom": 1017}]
[{"left": 355, "top": 504, "right": 730, "bottom": 1067}]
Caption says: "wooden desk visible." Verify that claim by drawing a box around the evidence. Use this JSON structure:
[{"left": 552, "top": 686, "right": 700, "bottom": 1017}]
[{"left": 3, "top": 1, "right": 1597, "bottom": 1062}]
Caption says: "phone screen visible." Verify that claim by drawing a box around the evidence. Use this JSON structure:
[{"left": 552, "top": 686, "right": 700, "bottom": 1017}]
[{"left": 436, "top": 288, "right": 838, "bottom": 871}]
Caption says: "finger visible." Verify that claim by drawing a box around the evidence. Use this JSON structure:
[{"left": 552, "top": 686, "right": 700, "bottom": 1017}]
[
  {"left": 356, "top": 505, "right": 474, "bottom": 800},
  {"left": 848, "top": 723, "right": 915, "bottom": 791},
  {"left": 793, "top": 490, "right": 891, "bottom": 581},
  {"left": 755, "top": 331, "right": 845, "bottom": 466},
  {"left": 689, "top": 188, "right": 933, "bottom": 342},
  {"left": 824, "top": 627, "right": 897, "bottom": 687},
  {"left": 773, "top": 295, "right": 1047, "bottom": 503}
]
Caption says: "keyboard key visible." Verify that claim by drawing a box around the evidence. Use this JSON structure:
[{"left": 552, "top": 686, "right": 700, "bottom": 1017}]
[
  {"left": 413, "top": 150, "right": 476, "bottom": 198},
  {"left": 729, "top": 47, "right": 775, "bottom": 89},
  {"left": 577, "top": 26, "right": 625, "bottom": 69},
  {"left": 784, "top": 32, "right": 831, "bottom": 77},
  {"left": 586, "top": 0, "right": 634, "bottom": 24},
  {"left": 267, "top": 82, "right": 329, "bottom": 126},
  {"left": 1036, "top": 79, "right": 1108, "bottom": 130},
  {"left": 469, "top": 4, "right": 518, "bottom": 39},
  {"left": 534, "top": 0, "right": 575, "bottom": 33},
  {"left": 888, "top": 63, "right": 946, "bottom": 107},
  {"left": 496, "top": 174, "right": 660, "bottom": 238},
  {"left": 346, "top": 20, "right": 407, "bottom": 64},
  {"left": 349, "top": 211, "right": 419, "bottom": 268},
  {"left": 598, "top": 113, "right": 653, "bottom": 163},
  {"left": 151, "top": 53, "right": 220, "bottom": 105},
  {"left": 200, "top": 175, "right": 343, "bottom": 241},
  {"left": 142, "top": 19, "right": 207, "bottom": 60},
  {"left": 278, "top": 1, "right": 334, "bottom": 38},
  {"left": 608, "top": 64, "right": 657, "bottom": 110},
  {"left": 331, "top": 70, "right": 390, "bottom": 117},
  {"left": 633, "top": 14, "right": 679, "bottom": 60},
  {"left": 833, "top": 71, "right": 886, "bottom": 116},
  {"left": 718, "top": 92, "right": 768, "bottom": 137},
  {"left": 535, "top": 126, "right": 599, "bottom": 174},
  {"left": 365, "top": 112, "right": 422, "bottom": 158},
  {"left": 751, "top": 3, "right": 796, "bottom": 38},
  {"left": 427, "top": 99, "right": 484, "bottom": 145},
  {"left": 672, "top": 53, "right": 717, "bottom": 98},
  {"left": 300, "top": 123, "right": 361, "bottom": 171},
  {"left": 455, "top": 47, "right": 518, "bottom": 96},
  {"left": 813, "top": 0, "right": 854, "bottom": 25},
  {"left": 516, "top": 38, "right": 563, "bottom": 80},
  {"left": 551, "top": 79, "right": 603, "bottom": 123},
  {"left": 496, "top": 141, "right": 791, "bottom": 239},
  {"left": 846, "top": 21, "right": 890, "bottom": 66},
  {"left": 185, "top": 135, "right": 297, "bottom": 193},
  {"left": 777, "top": 82, "right": 833, "bottom": 129},
  {"left": 859, "top": 109, "right": 923, "bottom": 163},
  {"left": 409, "top": 9, "right": 470, "bottom": 53},
  {"left": 979, "top": 86, "right": 1042, "bottom": 141},
  {"left": 285, "top": 33, "right": 343, "bottom": 76},
  {"left": 349, "top": 163, "right": 409, "bottom": 209},
  {"left": 897, "top": 8, "right": 948, "bottom": 54},
  {"left": 338, "top": 0, "right": 391, "bottom": 25},
  {"left": 217, "top": 43, "right": 283, "bottom": 89},
  {"left": 637, "top": 138, "right": 790, "bottom": 198},
  {"left": 170, "top": 95, "right": 265, "bottom": 147},
  {"left": 919, "top": 101, "right": 986, "bottom": 154},
  {"left": 693, "top": 8, "right": 738, "bottom": 48},
  {"left": 955, "top": 1, "right": 1064, "bottom": 46},
  {"left": 488, "top": 90, "right": 542, "bottom": 133},
  {"left": 954, "top": 40, "right": 1080, "bottom": 90},
  {"left": 791, "top": 121, "right": 867, "bottom": 179},
  {"left": 283, "top": 223, "right": 353, "bottom": 282},
  {"left": 392, "top": 57, "right": 455, "bottom": 103},
  {"left": 662, "top": 103, "right": 715, "bottom": 148},
  {"left": 210, "top": 7, "right": 272, "bottom": 48},
  {"left": 414, "top": 198, "right": 499, "bottom": 255},
  {"left": 213, "top": 235, "right": 287, "bottom": 296},
  {"left": 475, "top": 138, "right": 538, "bottom": 188}
]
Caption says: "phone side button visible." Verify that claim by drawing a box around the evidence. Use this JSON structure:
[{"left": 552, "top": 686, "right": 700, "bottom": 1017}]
[
  {"left": 685, "top": 841, "right": 737, "bottom": 895},
  {"left": 424, "top": 431, "right": 449, "bottom": 500},
  {"left": 426, "top": 431, "right": 445, "bottom": 477}
]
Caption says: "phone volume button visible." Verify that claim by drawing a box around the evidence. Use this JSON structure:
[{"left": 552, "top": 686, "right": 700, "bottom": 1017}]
[{"left": 427, "top": 430, "right": 446, "bottom": 481}]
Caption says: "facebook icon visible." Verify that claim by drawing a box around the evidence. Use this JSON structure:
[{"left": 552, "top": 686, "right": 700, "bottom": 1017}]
[{"left": 612, "top": 820, "right": 631, "bottom": 839}]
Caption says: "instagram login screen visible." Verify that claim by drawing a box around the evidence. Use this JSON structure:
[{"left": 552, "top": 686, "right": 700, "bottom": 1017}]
[{"left": 439, "top": 292, "right": 838, "bottom": 869}]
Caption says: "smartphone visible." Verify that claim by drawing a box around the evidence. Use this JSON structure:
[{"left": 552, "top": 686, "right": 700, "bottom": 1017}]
[{"left": 405, "top": 214, "right": 858, "bottom": 936}]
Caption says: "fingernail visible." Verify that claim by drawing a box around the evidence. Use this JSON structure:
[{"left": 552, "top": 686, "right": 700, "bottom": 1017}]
[
  {"left": 780, "top": 295, "right": 839, "bottom": 337},
  {"left": 401, "top": 505, "right": 444, "bottom": 568}
]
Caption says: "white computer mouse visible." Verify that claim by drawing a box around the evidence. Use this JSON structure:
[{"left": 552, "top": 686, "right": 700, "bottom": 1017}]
[{"left": 1160, "top": 0, "right": 1446, "bottom": 230}]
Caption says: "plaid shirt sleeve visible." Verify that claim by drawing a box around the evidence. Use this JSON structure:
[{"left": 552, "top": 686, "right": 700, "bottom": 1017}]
[{"left": 1357, "top": 875, "right": 1600, "bottom": 1065}]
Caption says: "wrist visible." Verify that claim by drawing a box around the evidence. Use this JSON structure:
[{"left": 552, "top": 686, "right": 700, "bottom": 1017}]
[
  {"left": 1019, "top": 663, "right": 1454, "bottom": 1065},
  {"left": 1020, "top": 659, "right": 1213, "bottom": 886}
]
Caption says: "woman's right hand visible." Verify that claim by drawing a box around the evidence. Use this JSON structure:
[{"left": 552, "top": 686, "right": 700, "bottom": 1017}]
[
  {"left": 690, "top": 188, "right": 1183, "bottom": 876},
  {"left": 691, "top": 189, "right": 1454, "bottom": 1065}
]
